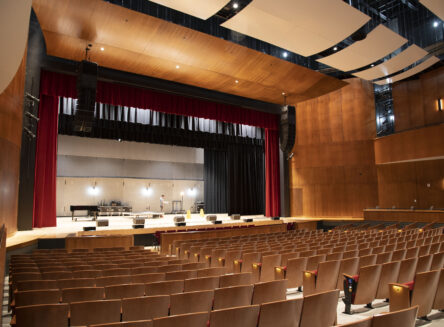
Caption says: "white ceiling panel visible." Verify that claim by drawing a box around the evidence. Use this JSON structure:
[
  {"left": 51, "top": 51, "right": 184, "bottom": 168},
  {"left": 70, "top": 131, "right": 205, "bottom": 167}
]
[
  {"left": 420, "top": 0, "right": 444, "bottom": 21},
  {"left": 375, "top": 56, "right": 440, "bottom": 85},
  {"left": 317, "top": 25, "right": 407, "bottom": 72},
  {"left": 149, "top": 0, "right": 230, "bottom": 20},
  {"left": 354, "top": 45, "right": 428, "bottom": 80},
  {"left": 221, "top": 0, "right": 370, "bottom": 57}
]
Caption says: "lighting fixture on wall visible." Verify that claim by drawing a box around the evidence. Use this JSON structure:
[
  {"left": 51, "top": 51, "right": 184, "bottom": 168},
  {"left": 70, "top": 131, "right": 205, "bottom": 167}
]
[
  {"left": 187, "top": 188, "right": 197, "bottom": 197},
  {"left": 142, "top": 184, "right": 153, "bottom": 197},
  {"left": 87, "top": 181, "right": 100, "bottom": 196},
  {"left": 438, "top": 98, "right": 443, "bottom": 111}
]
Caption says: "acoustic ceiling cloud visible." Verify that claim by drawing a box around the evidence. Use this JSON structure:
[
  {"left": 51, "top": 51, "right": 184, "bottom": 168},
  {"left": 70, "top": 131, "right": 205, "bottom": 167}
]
[
  {"left": 221, "top": 0, "right": 370, "bottom": 57},
  {"left": 420, "top": 0, "right": 444, "bottom": 21},
  {"left": 148, "top": 0, "right": 230, "bottom": 20}
]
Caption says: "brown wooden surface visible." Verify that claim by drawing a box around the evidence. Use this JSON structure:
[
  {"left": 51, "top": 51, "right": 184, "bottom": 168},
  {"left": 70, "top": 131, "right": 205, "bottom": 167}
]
[
  {"left": 32, "top": 0, "right": 346, "bottom": 105},
  {"left": 289, "top": 79, "right": 378, "bottom": 218},
  {"left": 364, "top": 209, "right": 444, "bottom": 223},
  {"left": 374, "top": 124, "right": 444, "bottom": 164},
  {"left": 65, "top": 234, "right": 134, "bottom": 251},
  {"left": 392, "top": 66, "right": 444, "bottom": 132},
  {"left": 376, "top": 159, "right": 444, "bottom": 210},
  {"left": 160, "top": 224, "right": 287, "bottom": 254},
  {"left": 0, "top": 51, "right": 26, "bottom": 236}
]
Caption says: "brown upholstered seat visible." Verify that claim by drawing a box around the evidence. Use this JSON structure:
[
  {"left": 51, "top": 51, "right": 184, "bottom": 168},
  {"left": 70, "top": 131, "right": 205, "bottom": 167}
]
[
  {"left": 219, "top": 272, "right": 252, "bottom": 288},
  {"left": 252, "top": 280, "right": 287, "bottom": 304},
  {"left": 105, "top": 283, "right": 145, "bottom": 299},
  {"left": 184, "top": 276, "right": 220, "bottom": 292},
  {"left": 376, "top": 252, "right": 393, "bottom": 264},
  {"left": 277, "top": 257, "right": 308, "bottom": 290},
  {"left": 415, "top": 254, "right": 433, "bottom": 273},
  {"left": 61, "top": 286, "right": 104, "bottom": 303},
  {"left": 145, "top": 280, "right": 184, "bottom": 296},
  {"left": 326, "top": 252, "right": 343, "bottom": 261},
  {"left": 237, "top": 252, "right": 261, "bottom": 273},
  {"left": 257, "top": 298, "right": 303, "bottom": 327},
  {"left": 213, "top": 284, "right": 254, "bottom": 309},
  {"left": 14, "top": 289, "right": 61, "bottom": 308},
  {"left": 336, "top": 257, "right": 359, "bottom": 290},
  {"left": 397, "top": 257, "right": 418, "bottom": 283},
  {"left": 375, "top": 261, "right": 401, "bottom": 299},
  {"left": 299, "top": 289, "right": 339, "bottom": 327},
  {"left": 70, "top": 299, "right": 121, "bottom": 326},
  {"left": 16, "top": 280, "right": 58, "bottom": 292},
  {"left": 15, "top": 303, "right": 69, "bottom": 327},
  {"left": 252, "top": 254, "right": 281, "bottom": 283},
  {"left": 122, "top": 295, "right": 169, "bottom": 321},
  {"left": 372, "top": 306, "right": 418, "bottom": 327},
  {"left": 306, "top": 254, "right": 326, "bottom": 271},
  {"left": 343, "top": 250, "right": 359, "bottom": 259},
  {"left": 131, "top": 273, "right": 165, "bottom": 284},
  {"left": 303, "top": 259, "right": 341, "bottom": 296},
  {"left": 165, "top": 270, "right": 197, "bottom": 281},
  {"left": 170, "top": 290, "right": 214, "bottom": 315},
  {"left": 358, "top": 254, "right": 377, "bottom": 269},
  {"left": 389, "top": 269, "right": 440, "bottom": 318},
  {"left": 210, "top": 305, "right": 260, "bottom": 327},
  {"left": 221, "top": 250, "right": 242, "bottom": 273},
  {"left": 152, "top": 312, "right": 209, "bottom": 327}
]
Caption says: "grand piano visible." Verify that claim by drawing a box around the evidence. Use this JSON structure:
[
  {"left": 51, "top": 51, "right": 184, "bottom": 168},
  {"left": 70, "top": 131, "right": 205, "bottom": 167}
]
[{"left": 70, "top": 205, "right": 99, "bottom": 221}]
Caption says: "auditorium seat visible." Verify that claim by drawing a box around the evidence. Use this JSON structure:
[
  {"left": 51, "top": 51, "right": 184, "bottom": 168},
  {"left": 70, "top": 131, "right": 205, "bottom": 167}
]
[
  {"left": 303, "top": 259, "right": 341, "bottom": 296},
  {"left": 102, "top": 268, "right": 132, "bottom": 277},
  {"left": 335, "top": 317, "right": 372, "bottom": 326},
  {"left": 15, "top": 303, "right": 69, "bottom": 327},
  {"left": 372, "top": 306, "right": 418, "bottom": 327},
  {"left": 276, "top": 257, "right": 307, "bottom": 290},
  {"left": 209, "top": 305, "right": 260, "bottom": 327},
  {"left": 392, "top": 249, "right": 407, "bottom": 261},
  {"left": 358, "top": 254, "right": 377, "bottom": 269},
  {"left": 157, "top": 264, "right": 182, "bottom": 273},
  {"left": 343, "top": 250, "right": 359, "bottom": 259},
  {"left": 326, "top": 252, "right": 343, "bottom": 261},
  {"left": 181, "top": 262, "right": 207, "bottom": 270},
  {"left": 252, "top": 254, "right": 281, "bottom": 283},
  {"left": 165, "top": 270, "right": 197, "bottom": 281},
  {"left": 252, "top": 280, "right": 287, "bottom": 304},
  {"left": 397, "top": 257, "right": 418, "bottom": 283},
  {"left": 70, "top": 299, "right": 121, "bottom": 326},
  {"left": 336, "top": 257, "right": 359, "bottom": 290},
  {"left": 90, "top": 321, "right": 153, "bottom": 327},
  {"left": 376, "top": 252, "right": 393, "bottom": 264},
  {"left": 39, "top": 266, "right": 69, "bottom": 273},
  {"left": 152, "top": 312, "right": 209, "bottom": 327},
  {"left": 14, "top": 289, "right": 61, "bottom": 308},
  {"left": 375, "top": 261, "right": 401, "bottom": 300},
  {"left": 257, "top": 298, "right": 303, "bottom": 327},
  {"left": 94, "top": 264, "right": 120, "bottom": 271},
  {"left": 220, "top": 250, "right": 242, "bottom": 273},
  {"left": 184, "top": 276, "right": 219, "bottom": 292},
  {"left": 343, "top": 264, "right": 382, "bottom": 314},
  {"left": 433, "top": 269, "right": 444, "bottom": 310},
  {"left": 236, "top": 252, "right": 261, "bottom": 273},
  {"left": 105, "top": 283, "right": 145, "bottom": 299},
  {"left": 73, "top": 270, "right": 103, "bottom": 278},
  {"left": 299, "top": 289, "right": 339, "bottom": 327},
  {"left": 213, "top": 285, "right": 254, "bottom": 309},
  {"left": 389, "top": 269, "right": 440, "bottom": 318},
  {"left": 405, "top": 247, "right": 419, "bottom": 259},
  {"left": 415, "top": 254, "right": 433, "bottom": 273},
  {"left": 131, "top": 273, "right": 165, "bottom": 284},
  {"left": 306, "top": 254, "right": 326, "bottom": 271},
  {"left": 209, "top": 249, "right": 227, "bottom": 267},
  {"left": 431, "top": 251, "right": 444, "bottom": 270},
  {"left": 96, "top": 275, "right": 132, "bottom": 287},
  {"left": 122, "top": 295, "right": 169, "bottom": 321},
  {"left": 69, "top": 265, "right": 93, "bottom": 271},
  {"left": 219, "top": 272, "right": 252, "bottom": 288},
  {"left": 16, "top": 279, "right": 58, "bottom": 292},
  {"left": 196, "top": 267, "right": 226, "bottom": 277},
  {"left": 61, "top": 287, "right": 104, "bottom": 303},
  {"left": 145, "top": 280, "right": 184, "bottom": 296},
  {"left": 170, "top": 290, "right": 214, "bottom": 315}
]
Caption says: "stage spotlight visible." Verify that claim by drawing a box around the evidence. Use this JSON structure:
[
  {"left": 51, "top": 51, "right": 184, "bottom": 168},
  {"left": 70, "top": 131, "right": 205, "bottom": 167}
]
[
  {"left": 175, "top": 65, "right": 180, "bottom": 69},
  {"left": 333, "top": 46, "right": 338, "bottom": 51},
  {"left": 433, "top": 21, "right": 439, "bottom": 28},
  {"left": 233, "top": 2, "right": 239, "bottom": 9},
  {"left": 141, "top": 187, "right": 153, "bottom": 197},
  {"left": 100, "top": 47, "right": 104, "bottom": 51},
  {"left": 282, "top": 51, "right": 288, "bottom": 58}
]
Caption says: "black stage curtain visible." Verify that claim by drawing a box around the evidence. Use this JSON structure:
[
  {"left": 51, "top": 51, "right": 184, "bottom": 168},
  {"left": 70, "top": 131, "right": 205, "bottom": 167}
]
[{"left": 204, "top": 149, "right": 227, "bottom": 214}]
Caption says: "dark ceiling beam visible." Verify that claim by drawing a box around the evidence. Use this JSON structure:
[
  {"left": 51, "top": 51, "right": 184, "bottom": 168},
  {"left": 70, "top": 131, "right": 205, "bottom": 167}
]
[{"left": 356, "top": 1, "right": 388, "bottom": 21}]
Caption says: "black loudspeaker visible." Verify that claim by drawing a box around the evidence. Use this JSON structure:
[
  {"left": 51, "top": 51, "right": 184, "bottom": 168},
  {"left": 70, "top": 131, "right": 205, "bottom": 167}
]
[
  {"left": 132, "top": 224, "right": 144, "bottom": 229},
  {"left": 212, "top": 220, "right": 222, "bottom": 224},
  {"left": 279, "top": 105, "right": 296, "bottom": 153},
  {"left": 175, "top": 222, "right": 186, "bottom": 227},
  {"left": 243, "top": 218, "right": 253, "bottom": 223},
  {"left": 83, "top": 226, "right": 96, "bottom": 231},
  {"left": 74, "top": 60, "right": 98, "bottom": 133},
  {"left": 271, "top": 217, "right": 280, "bottom": 220}
]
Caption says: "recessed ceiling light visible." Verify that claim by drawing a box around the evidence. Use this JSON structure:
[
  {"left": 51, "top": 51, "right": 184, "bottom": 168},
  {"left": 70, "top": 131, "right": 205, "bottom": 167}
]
[
  {"left": 282, "top": 51, "right": 288, "bottom": 58},
  {"left": 233, "top": 3, "right": 239, "bottom": 9},
  {"left": 100, "top": 47, "right": 104, "bottom": 51},
  {"left": 282, "top": 92, "right": 286, "bottom": 95},
  {"left": 371, "top": 64, "right": 375, "bottom": 67},
  {"left": 175, "top": 65, "right": 180, "bottom": 69},
  {"left": 333, "top": 46, "right": 338, "bottom": 51},
  {"left": 235, "top": 80, "right": 239, "bottom": 84},
  {"left": 433, "top": 21, "right": 439, "bottom": 28}
]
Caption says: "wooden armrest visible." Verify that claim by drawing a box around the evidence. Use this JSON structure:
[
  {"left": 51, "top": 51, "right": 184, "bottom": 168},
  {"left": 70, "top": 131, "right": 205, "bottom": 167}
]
[
  {"left": 389, "top": 283, "right": 410, "bottom": 290},
  {"left": 343, "top": 273, "right": 355, "bottom": 279}
]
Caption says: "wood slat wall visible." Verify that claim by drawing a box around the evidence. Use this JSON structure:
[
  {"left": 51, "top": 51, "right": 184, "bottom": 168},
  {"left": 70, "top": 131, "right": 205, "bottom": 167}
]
[
  {"left": 0, "top": 53, "right": 27, "bottom": 236},
  {"left": 289, "top": 78, "right": 378, "bottom": 218}
]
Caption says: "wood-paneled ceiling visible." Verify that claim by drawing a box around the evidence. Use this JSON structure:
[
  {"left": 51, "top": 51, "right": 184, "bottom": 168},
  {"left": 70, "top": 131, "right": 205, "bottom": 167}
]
[{"left": 32, "top": 0, "right": 346, "bottom": 105}]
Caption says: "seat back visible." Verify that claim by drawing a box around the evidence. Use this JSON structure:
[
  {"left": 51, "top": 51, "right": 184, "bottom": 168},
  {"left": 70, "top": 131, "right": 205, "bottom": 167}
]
[
  {"left": 58, "top": 278, "right": 96, "bottom": 289},
  {"left": 431, "top": 252, "right": 444, "bottom": 270},
  {"left": 286, "top": 257, "right": 308, "bottom": 288},
  {"left": 61, "top": 287, "right": 104, "bottom": 303},
  {"left": 411, "top": 269, "right": 441, "bottom": 317},
  {"left": 299, "top": 289, "right": 339, "bottom": 327},
  {"left": 392, "top": 249, "right": 406, "bottom": 261},
  {"left": 105, "top": 283, "right": 145, "bottom": 299},
  {"left": 306, "top": 254, "right": 326, "bottom": 271},
  {"left": 16, "top": 280, "right": 58, "bottom": 292},
  {"left": 145, "top": 280, "right": 184, "bottom": 296},
  {"left": 224, "top": 250, "right": 242, "bottom": 273},
  {"left": 210, "top": 305, "right": 260, "bottom": 327},
  {"left": 334, "top": 317, "right": 372, "bottom": 326},
  {"left": 165, "top": 270, "right": 197, "bottom": 281},
  {"left": 336, "top": 257, "right": 359, "bottom": 290},
  {"left": 131, "top": 273, "right": 165, "bottom": 284},
  {"left": 415, "top": 254, "right": 433, "bottom": 273},
  {"left": 15, "top": 289, "right": 61, "bottom": 307},
  {"left": 397, "top": 257, "right": 418, "bottom": 283},
  {"left": 241, "top": 252, "right": 261, "bottom": 273},
  {"left": 70, "top": 299, "right": 121, "bottom": 326},
  {"left": 405, "top": 247, "right": 419, "bottom": 259},
  {"left": 315, "top": 260, "right": 341, "bottom": 293},
  {"left": 170, "top": 290, "right": 214, "bottom": 315},
  {"left": 213, "top": 285, "right": 254, "bottom": 309},
  {"left": 376, "top": 261, "right": 401, "bottom": 299},
  {"left": 354, "top": 264, "right": 382, "bottom": 304},
  {"left": 372, "top": 306, "right": 418, "bottom": 327},
  {"left": 219, "top": 272, "right": 252, "bottom": 288},
  {"left": 259, "top": 254, "right": 282, "bottom": 282},
  {"left": 196, "top": 267, "right": 226, "bottom": 278},
  {"left": 122, "top": 295, "right": 169, "bottom": 321},
  {"left": 73, "top": 270, "right": 102, "bottom": 278},
  {"left": 358, "top": 254, "right": 377, "bottom": 269},
  {"left": 433, "top": 269, "right": 444, "bottom": 310},
  {"left": 15, "top": 303, "right": 69, "bottom": 327},
  {"left": 153, "top": 312, "right": 209, "bottom": 327},
  {"left": 376, "top": 252, "right": 393, "bottom": 264},
  {"left": 252, "top": 280, "right": 287, "bottom": 305},
  {"left": 258, "top": 298, "right": 303, "bottom": 327},
  {"left": 96, "top": 275, "right": 132, "bottom": 287},
  {"left": 184, "top": 276, "right": 220, "bottom": 292}
]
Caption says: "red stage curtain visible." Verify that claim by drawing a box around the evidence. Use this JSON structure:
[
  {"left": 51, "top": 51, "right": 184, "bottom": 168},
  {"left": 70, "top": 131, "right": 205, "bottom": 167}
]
[
  {"left": 265, "top": 129, "right": 280, "bottom": 217},
  {"left": 35, "top": 70, "right": 280, "bottom": 225},
  {"left": 33, "top": 95, "right": 59, "bottom": 228}
]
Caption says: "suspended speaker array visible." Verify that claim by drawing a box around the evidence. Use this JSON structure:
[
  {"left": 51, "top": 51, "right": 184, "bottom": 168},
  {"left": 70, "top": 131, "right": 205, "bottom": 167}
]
[
  {"left": 74, "top": 60, "right": 98, "bottom": 134},
  {"left": 279, "top": 105, "right": 296, "bottom": 154}
]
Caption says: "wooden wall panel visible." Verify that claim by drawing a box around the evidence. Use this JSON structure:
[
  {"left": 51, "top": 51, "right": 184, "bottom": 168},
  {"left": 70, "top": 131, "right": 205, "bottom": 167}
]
[
  {"left": 0, "top": 53, "right": 26, "bottom": 236},
  {"left": 393, "top": 66, "right": 444, "bottom": 132},
  {"left": 289, "top": 79, "right": 378, "bottom": 218}
]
